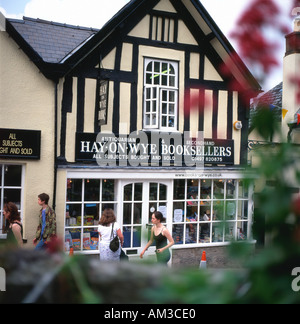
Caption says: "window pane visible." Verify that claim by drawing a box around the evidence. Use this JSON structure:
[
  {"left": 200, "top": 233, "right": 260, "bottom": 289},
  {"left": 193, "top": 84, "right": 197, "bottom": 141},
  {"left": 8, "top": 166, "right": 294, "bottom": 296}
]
[
  {"left": 162, "top": 75, "right": 168, "bottom": 86},
  {"left": 186, "top": 223, "right": 197, "bottom": 244},
  {"left": 146, "top": 88, "right": 151, "bottom": 99},
  {"left": 4, "top": 165, "right": 22, "bottom": 186},
  {"left": 174, "top": 180, "right": 185, "bottom": 200},
  {"left": 153, "top": 101, "right": 157, "bottom": 112},
  {"left": 187, "top": 199, "right": 198, "bottom": 216},
  {"left": 225, "top": 222, "right": 236, "bottom": 242},
  {"left": 169, "top": 104, "right": 175, "bottom": 115},
  {"left": 237, "top": 222, "right": 248, "bottom": 241},
  {"left": 169, "top": 64, "right": 175, "bottom": 74},
  {"left": 4, "top": 189, "right": 21, "bottom": 207},
  {"left": 69, "top": 229, "right": 81, "bottom": 251},
  {"left": 162, "top": 103, "right": 167, "bottom": 114},
  {"left": 145, "top": 114, "right": 151, "bottom": 126},
  {"left": 133, "top": 226, "right": 141, "bottom": 247},
  {"left": 173, "top": 202, "right": 184, "bottom": 222},
  {"left": 226, "top": 180, "right": 236, "bottom": 199},
  {"left": 173, "top": 224, "right": 184, "bottom": 245},
  {"left": 150, "top": 183, "right": 158, "bottom": 201},
  {"left": 238, "top": 200, "right": 248, "bottom": 220},
  {"left": 123, "top": 203, "right": 132, "bottom": 225},
  {"left": 199, "top": 223, "right": 210, "bottom": 243},
  {"left": 133, "top": 203, "right": 142, "bottom": 224},
  {"left": 169, "top": 76, "right": 175, "bottom": 87},
  {"left": 134, "top": 183, "right": 143, "bottom": 201},
  {"left": 159, "top": 184, "right": 167, "bottom": 200},
  {"left": 84, "top": 203, "right": 99, "bottom": 225},
  {"left": 67, "top": 204, "right": 82, "bottom": 225},
  {"left": 83, "top": 228, "right": 99, "bottom": 251},
  {"left": 187, "top": 179, "right": 198, "bottom": 199},
  {"left": 84, "top": 179, "right": 100, "bottom": 201},
  {"left": 212, "top": 223, "right": 223, "bottom": 242},
  {"left": 200, "top": 202, "right": 211, "bottom": 221},
  {"left": 124, "top": 184, "right": 132, "bottom": 201},
  {"left": 146, "top": 73, "right": 152, "bottom": 84},
  {"left": 146, "top": 62, "right": 153, "bottom": 71},
  {"left": 201, "top": 180, "right": 211, "bottom": 199},
  {"left": 162, "top": 90, "right": 168, "bottom": 102},
  {"left": 238, "top": 181, "right": 249, "bottom": 199},
  {"left": 152, "top": 115, "right": 157, "bottom": 126},
  {"left": 169, "top": 92, "right": 175, "bottom": 102},
  {"left": 213, "top": 180, "right": 224, "bottom": 199},
  {"left": 67, "top": 179, "right": 82, "bottom": 202},
  {"left": 213, "top": 201, "right": 224, "bottom": 220},
  {"left": 102, "top": 180, "right": 115, "bottom": 201},
  {"left": 149, "top": 202, "right": 157, "bottom": 222},
  {"left": 226, "top": 201, "right": 236, "bottom": 220}
]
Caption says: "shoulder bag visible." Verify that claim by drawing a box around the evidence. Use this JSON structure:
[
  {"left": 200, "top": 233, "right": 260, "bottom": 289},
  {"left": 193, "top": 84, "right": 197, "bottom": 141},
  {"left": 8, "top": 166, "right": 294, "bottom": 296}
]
[{"left": 109, "top": 223, "right": 120, "bottom": 252}]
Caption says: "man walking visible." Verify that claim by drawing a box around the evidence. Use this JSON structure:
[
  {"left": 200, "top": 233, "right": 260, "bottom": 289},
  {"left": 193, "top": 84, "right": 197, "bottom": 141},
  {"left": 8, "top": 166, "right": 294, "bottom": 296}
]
[{"left": 33, "top": 193, "right": 56, "bottom": 250}]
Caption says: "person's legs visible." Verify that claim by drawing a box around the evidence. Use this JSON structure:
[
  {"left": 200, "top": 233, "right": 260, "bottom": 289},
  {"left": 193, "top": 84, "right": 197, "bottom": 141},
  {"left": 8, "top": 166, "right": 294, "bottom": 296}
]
[{"left": 34, "top": 239, "right": 46, "bottom": 250}]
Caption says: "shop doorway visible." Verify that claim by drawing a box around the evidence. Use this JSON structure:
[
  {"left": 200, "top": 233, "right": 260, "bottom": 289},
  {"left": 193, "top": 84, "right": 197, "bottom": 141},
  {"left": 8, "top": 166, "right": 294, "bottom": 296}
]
[{"left": 120, "top": 180, "right": 172, "bottom": 256}]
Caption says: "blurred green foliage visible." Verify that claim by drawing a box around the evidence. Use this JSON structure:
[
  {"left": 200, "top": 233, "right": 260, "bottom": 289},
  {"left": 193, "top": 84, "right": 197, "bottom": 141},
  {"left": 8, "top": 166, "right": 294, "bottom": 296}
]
[{"left": 144, "top": 107, "right": 300, "bottom": 304}]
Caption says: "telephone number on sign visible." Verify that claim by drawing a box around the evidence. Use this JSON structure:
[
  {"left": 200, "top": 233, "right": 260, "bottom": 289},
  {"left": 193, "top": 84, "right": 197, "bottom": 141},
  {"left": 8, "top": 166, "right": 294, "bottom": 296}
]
[{"left": 205, "top": 157, "right": 223, "bottom": 162}]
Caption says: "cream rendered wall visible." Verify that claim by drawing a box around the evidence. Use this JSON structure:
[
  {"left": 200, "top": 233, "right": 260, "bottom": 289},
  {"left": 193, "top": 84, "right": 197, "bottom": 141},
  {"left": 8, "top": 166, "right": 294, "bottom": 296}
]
[
  {"left": 55, "top": 168, "right": 67, "bottom": 241},
  {"left": 0, "top": 31, "right": 55, "bottom": 247}
]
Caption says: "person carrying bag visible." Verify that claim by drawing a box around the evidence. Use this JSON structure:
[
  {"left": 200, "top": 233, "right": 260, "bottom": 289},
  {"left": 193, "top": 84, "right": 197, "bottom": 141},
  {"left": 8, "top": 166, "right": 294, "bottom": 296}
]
[{"left": 98, "top": 209, "right": 124, "bottom": 261}]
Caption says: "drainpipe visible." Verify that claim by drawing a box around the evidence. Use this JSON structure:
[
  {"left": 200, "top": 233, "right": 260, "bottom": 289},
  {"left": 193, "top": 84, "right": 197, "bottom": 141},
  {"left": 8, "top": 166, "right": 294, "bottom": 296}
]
[{"left": 53, "top": 81, "right": 58, "bottom": 210}]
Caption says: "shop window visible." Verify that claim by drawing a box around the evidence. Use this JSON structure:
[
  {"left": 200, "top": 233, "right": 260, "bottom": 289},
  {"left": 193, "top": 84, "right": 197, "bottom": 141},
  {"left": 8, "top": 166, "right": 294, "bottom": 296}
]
[
  {"left": 0, "top": 164, "right": 23, "bottom": 234},
  {"left": 172, "top": 179, "right": 250, "bottom": 246},
  {"left": 65, "top": 179, "right": 117, "bottom": 252},
  {"left": 144, "top": 58, "right": 178, "bottom": 131}
]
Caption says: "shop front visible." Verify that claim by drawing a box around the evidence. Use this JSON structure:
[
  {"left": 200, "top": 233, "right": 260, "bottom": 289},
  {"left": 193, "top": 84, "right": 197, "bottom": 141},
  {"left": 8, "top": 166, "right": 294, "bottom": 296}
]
[{"left": 60, "top": 167, "right": 252, "bottom": 261}]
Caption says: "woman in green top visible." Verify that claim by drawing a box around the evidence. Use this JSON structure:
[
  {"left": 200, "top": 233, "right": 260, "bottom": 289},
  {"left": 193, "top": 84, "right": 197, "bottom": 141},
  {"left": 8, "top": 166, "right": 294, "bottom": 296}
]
[{"left": 140, "top": 211, "right": 174, "bottom": 265}]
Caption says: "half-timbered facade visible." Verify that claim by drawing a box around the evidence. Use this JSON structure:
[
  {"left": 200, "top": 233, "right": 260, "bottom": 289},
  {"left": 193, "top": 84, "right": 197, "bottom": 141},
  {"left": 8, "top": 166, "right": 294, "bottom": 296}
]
[{"left": 0, "top": 0, "right": 260, "bottom": 266}]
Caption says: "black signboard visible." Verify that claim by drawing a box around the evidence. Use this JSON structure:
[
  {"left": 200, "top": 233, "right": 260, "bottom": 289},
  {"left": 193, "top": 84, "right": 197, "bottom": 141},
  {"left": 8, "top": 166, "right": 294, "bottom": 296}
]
[
  {"left": 0, "top": 129, "right": 41, "bottom": 160},
  {"left": 97, "top": 80, "right": 109, "bottom": 126},
  {"left": 75, "top": 132, "right": 234, "bottom": 167}
]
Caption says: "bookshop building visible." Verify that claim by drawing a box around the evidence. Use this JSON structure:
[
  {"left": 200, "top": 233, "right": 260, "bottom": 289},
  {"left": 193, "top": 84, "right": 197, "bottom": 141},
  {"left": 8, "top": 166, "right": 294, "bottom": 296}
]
[{"left": 0, "top": 0, "right": 261, "bottom": 266}]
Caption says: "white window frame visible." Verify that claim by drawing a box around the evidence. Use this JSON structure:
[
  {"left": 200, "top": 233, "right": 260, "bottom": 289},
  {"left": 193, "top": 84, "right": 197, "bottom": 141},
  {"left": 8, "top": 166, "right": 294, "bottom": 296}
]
[
  {"left": 65, "top": 178, "right": 119, "bottom": 253},
  {"left": 0, "top": 164, "right": 24, "bottom": 236},
  {"left": 143, "top": 58, "right": 179, "bottom": 131},
  {"left": 172, "top": 179, "right": 253, "bottom": 247},
  {"left": 64, "top": 170, "right": 254, "bottom": 255}
]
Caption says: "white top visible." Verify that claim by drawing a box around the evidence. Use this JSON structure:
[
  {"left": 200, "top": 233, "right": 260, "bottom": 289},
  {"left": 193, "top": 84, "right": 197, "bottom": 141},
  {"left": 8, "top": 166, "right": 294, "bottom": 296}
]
[{"left": 98, "top": 222, "right": 120, "bottom": 244}]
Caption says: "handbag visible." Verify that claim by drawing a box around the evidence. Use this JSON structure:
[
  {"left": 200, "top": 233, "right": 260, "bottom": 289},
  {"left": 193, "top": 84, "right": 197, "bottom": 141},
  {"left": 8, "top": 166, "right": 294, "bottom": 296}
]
[{"left": 109, "top": 223, "right": 120, "bottom": 252}]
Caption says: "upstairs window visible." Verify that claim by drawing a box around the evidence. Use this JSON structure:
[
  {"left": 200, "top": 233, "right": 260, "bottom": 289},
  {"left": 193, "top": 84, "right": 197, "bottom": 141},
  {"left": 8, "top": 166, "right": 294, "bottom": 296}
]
[{"left": 144, "top": 58, "right": 178, "bottom": 131}]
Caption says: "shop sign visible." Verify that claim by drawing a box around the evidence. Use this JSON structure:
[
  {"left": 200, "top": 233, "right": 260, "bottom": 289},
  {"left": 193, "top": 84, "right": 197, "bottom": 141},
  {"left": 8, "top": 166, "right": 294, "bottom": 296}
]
[
  {"left": 76, "top": 131, "right": 234, "bottom": 167},
  {"left": 0, "top": 128, "right": 41, "bottom": 160},
  {"left": 97, "top": 80, "right": 109, "bottom": 126}
]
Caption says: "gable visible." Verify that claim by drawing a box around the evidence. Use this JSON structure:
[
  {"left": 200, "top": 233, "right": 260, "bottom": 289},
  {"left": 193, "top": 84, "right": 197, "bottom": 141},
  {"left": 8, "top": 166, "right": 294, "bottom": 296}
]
[{"left": 68, "top": 0, "right": 260, "bottom": 93}]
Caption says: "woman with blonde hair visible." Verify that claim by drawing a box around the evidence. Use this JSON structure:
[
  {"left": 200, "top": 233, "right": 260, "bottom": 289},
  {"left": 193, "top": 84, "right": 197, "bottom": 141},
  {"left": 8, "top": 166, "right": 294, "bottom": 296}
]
[{"left": 98, "top": 209, "right": 124, "bottom": 261}]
